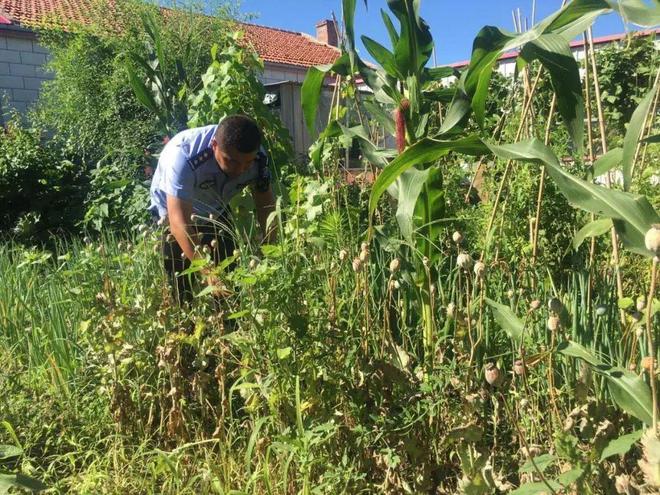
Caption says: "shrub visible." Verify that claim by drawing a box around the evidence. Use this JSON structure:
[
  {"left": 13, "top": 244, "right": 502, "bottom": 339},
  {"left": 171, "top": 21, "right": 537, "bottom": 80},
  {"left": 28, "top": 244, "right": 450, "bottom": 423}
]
[
  {"left": 0, "top": 121, "right": 84, "bottom": 241},
  {"left": 30, "top": 0, "right": 242, "bottom": 232}
]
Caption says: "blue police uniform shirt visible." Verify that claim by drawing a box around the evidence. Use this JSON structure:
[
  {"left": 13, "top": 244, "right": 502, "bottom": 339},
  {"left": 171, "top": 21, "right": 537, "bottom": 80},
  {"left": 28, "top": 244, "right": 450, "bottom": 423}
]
[{"left": 148, "top": 124, "right": 266, "bottom": 219}]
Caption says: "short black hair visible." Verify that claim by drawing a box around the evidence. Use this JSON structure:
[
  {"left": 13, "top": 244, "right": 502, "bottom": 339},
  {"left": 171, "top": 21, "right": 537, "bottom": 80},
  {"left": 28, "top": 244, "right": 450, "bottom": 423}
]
[{"left": 215, "top": 115, "right": 262, "bottom": 153}]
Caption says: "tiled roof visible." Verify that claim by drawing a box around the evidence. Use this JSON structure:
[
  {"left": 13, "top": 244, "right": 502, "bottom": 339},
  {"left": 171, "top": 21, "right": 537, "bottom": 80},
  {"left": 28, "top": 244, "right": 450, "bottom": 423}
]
[
  {"left": 0, "top": 0, "right": 341, "bottom": 68},
  {"left": 447, "top": 28, "right": 660, "bottom": 69},
  {"left": 239, "top": 22, "right": 340, "bottom": 68}
]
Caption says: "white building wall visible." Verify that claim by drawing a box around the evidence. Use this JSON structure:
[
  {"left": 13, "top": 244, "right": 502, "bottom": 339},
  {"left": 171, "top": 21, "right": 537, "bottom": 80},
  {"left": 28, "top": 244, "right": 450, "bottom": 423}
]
[{"left": 0, "top": 30, "right": 52, "bottom": 124}]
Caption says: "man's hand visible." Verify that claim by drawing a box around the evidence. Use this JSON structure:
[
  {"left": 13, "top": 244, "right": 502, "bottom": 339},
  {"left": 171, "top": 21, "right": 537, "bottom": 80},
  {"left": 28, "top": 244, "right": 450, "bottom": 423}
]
[
  {"left": 252, "top": 185, "right": 277, "bottom": 243},
  {"left": 167, "top": 194, "right": 198, "bottom": 261}
]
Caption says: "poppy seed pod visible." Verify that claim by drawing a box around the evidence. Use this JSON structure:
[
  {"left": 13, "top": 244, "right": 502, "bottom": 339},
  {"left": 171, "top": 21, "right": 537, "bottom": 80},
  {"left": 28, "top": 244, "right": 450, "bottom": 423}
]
[
  {"left": 595, "top": 305, "right": 607, "bottom": 317},
  {"left": 631, "top": 311, "right": 643, "bottom": 323},
  {"left": 485, "top": 363, "right": 502, "bottom": 386},
  {"left": 422, "top": 256, "right": 430, "bottom": 267},
  {"left": 513, "top": 360, "right": 526, "bottom": 377},
  {"left": 530, "top": 300, "right": 541, "bottom": 311},
  {"left": 642, "top": 356, "right": 655, "bottom": 372},
  {"left": 359, "top": 249, "right": 369, "bottom": 263},
  {"left": 389, "top": 258, "right": 401, "bottom": 273},
  {"left": 457, "top": 253, "right": 472, "bottom": 269},
  {"left": 637, "top": 297, "right": 646, "bottom": 312},
  {"left": 360, "top": 242, "right": 369, "bottom": 252},
  {"left": 547, "top": 315, "right": 560, "bottom": 332},
  {"left": 507, "top": 289, "right": 514, "bottom": 299},
  {"left": 210, "top": 239, "right": 218, "bottom": 249},
  {"left": 473, "top": 261, "right": 486, "bottom": 278},
  {"left": 233, "top": 249, "right": 241, "bottom": 257},
  {"left": 452, "top": 231, "right": 463, "bottom": 244},
  {"left": 339, "top": 249, "right": 348, "bottom": 262},
  {"left": 352, "top": 257, "right": 362, "bottom": 272},
  {"left": 249, "top": 258, "right": 259, "bottom": 270},
  {"left": 389, "top": 279, "right": 400, "bottom": 290},
  {"left": 446, "top": 302, "right": 456, "bottom": 318},
  {"left": 644, "top": 224, "right": 660, "bottom": 254},
  {"left": 548, "top": 297, "right": 563, "bottom": 314}
]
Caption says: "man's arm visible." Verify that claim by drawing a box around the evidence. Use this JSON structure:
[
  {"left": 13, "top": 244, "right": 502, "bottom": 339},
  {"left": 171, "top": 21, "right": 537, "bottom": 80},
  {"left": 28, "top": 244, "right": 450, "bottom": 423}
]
[
  {"left": 252, "top": 186, "right": 277, "bottom": 243},
  {"left": 167, "top": 194, "right": 197, "bottom": 261}
]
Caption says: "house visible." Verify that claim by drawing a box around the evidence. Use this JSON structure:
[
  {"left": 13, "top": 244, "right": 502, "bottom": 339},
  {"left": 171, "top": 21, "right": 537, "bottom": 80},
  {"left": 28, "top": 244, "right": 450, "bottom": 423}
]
[{"left": 0, "top": 0, "right": 341, "bottom": 157}]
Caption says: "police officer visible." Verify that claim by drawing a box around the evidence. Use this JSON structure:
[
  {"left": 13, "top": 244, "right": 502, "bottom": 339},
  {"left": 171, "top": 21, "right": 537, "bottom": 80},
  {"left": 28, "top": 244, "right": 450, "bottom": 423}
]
[{"left": 149, "top": 115, "right": 276, "bottom": 303}]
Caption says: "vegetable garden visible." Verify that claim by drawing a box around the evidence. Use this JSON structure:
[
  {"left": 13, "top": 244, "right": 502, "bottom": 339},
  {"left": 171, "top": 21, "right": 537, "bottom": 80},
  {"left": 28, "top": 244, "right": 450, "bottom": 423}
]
[{"left": 1, "top": 0, "right": 660, "bottom": 493}]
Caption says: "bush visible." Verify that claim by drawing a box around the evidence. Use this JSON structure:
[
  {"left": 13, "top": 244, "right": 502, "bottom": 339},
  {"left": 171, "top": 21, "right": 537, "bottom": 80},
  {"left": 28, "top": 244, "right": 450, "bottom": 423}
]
[
  {"left": 29, "top": 0, "right": 243, "bottom": 232},
  {"left": 0, "top": 121, "right": 84, "bottom": 241}
]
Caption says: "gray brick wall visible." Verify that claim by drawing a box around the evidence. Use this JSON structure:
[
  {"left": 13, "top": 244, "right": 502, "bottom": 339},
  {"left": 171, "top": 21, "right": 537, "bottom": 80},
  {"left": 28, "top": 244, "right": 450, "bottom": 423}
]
[{"left": 0, "top": 32, "right": 52, "bottom": 124}]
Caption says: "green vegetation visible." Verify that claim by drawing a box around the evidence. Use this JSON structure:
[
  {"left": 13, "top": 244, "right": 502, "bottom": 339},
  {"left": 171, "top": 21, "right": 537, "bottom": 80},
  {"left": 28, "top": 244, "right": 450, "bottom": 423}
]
[{"left": 1, "top": 0, "right": 660, "bottom": 493}]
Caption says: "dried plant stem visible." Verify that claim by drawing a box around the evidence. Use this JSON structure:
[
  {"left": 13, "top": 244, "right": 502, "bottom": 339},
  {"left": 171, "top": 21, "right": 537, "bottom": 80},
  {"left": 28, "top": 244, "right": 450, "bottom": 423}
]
[
  {"left": 587, "top": 27, "right": 625, "bottom": 326},
  {"left": 583, "top": 32, "right": 598, "bottom": 316},
  {"left": 530, "top": 94, "right": 557, "bottom": 266},
  {"left": 634, "top": 68, "right": 660, "bottom": 180},
  {"left": 501, "top": 394, "right": 558, "bottom": 495},
  {"left": 481, "top": 68, "right": 544, "bottom": 261},
  {"left": 647, "top": 257, "right": 658, "bottom": 435}
]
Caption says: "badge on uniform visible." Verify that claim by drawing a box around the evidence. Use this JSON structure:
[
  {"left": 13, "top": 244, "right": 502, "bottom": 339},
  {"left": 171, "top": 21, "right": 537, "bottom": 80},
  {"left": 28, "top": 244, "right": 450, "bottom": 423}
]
[{"left": 188, "top": 148, "right": 213, "bottom": 171}]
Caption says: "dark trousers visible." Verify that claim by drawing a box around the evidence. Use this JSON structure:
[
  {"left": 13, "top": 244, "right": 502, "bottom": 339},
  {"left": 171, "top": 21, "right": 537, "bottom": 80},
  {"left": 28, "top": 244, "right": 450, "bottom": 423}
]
[{"left": 162, "top": 216, "right": 236, "bottom": 305}]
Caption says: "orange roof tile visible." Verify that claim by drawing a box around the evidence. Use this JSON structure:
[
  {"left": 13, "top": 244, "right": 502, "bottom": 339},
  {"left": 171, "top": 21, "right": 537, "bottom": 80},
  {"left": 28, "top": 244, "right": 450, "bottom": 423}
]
[
  {"left": 0, "top": 0, "right": 341, "bottom": 68},
  {"left": 239, "top": 22, "right": 340, "bottom": 68}
]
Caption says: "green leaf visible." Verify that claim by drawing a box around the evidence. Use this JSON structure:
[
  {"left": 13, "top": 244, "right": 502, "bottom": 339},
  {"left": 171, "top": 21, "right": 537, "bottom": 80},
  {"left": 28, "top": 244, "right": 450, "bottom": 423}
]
[
  {"left": 369, "top": 135, "right": 487, "bottom": 215},
  {"left": 556, "top": 466, "right": 585, "bottom": 485},
  {"left": 127, "top": 65, "right": 159, "bottom": 114},
  {"left": 558, "top": 341, "right": 653, "bottom": 424},
  {"left": 361, "top": 35, "right": 401, "bottom": 78},
  {"left": 380, "top": 9, "right": 399, "bottom": 47},
  {"left": 301, "top": 55, "right": 351, "bottom": 136},
  {"left": 387, "top": 0, "right": 434, "bottom": 75},
  {"left": 485, "top": 139, "right": 660, "bottom": 257},
  {"left": 439, "top": 89, "right": 471, "bottom": 135},
  {"left": 302, "top": 67, "right": 331, "bottom": 137},
  {"left": 593, "top": 147, "right": 623, "bottom": 176},
  {"left": 277, "top": 347, "right": 292, "bottom": 360},
  {"left": 642, "top": 134, "right": 660, "bottom": 143},
  {"left": 573, "top": 218, "right": 612, "bottom": 250},
  {"left": 363, "top": 99, "right": 396, "bottom": 135},
  {"left": 622, "top": 86, "right": 656, "bottom": 190},
  {"left": 510, "top": 480, "right": 562, "bottom": 495},
  {"left": 557, "top": 340, "right": 601, "bottom": 366},
  {"left": 608, "top": 0, "right": 660, "bottom": 26},
  {"left": 600, "top": 429, "right": 643, "bottom": 460},
  {"left": 519, "top": 453, "right": 556, "bottom": 474},
  {"left": 618, "top": 297, "right": 635, "bottom": 310},
  {"left": 388, "top": 167, "right": 430, "bottom": 243},
  {"left": 463, "top": 0, "right": 610, "bottom": 128},
  {"left": 0, "top": 473, "right": 47, "bottom": 492},
  {"left": 519, "top": 34, "right": 584, "bottom": 156},
  {"left": 485, "top": 298, "right": 525, "bottom": 342},
  {"left": 0, "top": 444, "right": 22, "bottom": 460}
]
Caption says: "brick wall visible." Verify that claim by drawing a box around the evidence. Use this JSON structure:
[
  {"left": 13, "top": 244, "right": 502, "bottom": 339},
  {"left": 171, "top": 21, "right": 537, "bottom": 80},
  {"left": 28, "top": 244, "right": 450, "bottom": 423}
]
[{"left": 0, "top": 30, "right": 52, "bottom": 124}]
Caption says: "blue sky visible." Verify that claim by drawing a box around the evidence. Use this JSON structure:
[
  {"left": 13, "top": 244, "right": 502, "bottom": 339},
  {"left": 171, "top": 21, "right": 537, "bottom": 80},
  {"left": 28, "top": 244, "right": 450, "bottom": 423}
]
[{"left": 237, "top": 0, "right": 639, "bottom": 65}]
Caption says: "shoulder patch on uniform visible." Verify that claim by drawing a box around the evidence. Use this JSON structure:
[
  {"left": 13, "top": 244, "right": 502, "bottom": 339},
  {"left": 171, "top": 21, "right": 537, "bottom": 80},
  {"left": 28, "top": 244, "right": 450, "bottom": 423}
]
[{"left": 187, "top": 147, "right": 213, "bottom": 171}]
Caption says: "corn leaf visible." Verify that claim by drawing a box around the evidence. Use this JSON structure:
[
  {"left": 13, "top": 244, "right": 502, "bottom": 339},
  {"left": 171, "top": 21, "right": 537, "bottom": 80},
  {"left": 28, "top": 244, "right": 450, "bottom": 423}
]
[
  {"left": 573, "top": 218, "right": 612, "bottom": 250},
  {"left": 519, "top": 34, "right": 584, "bottom": 156},
  {"left": 593, "top": 147, "right": 623, "bottom": 176},
  {"left": 368, "top": 135, "right": 488, "bottom": 215},
  {"left": 485, "top": 298, "right": 525, "bottom": 342},
  {"left": 485, "top": 139, "right": 660, "bottom": 257},
  {"left": 558, "top": 341, "right": 653, "bottom": 425},
  {"left": 600, "top": 429, "right": 643, "bottom": 461}
]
